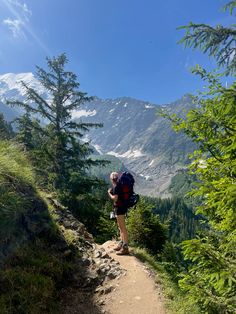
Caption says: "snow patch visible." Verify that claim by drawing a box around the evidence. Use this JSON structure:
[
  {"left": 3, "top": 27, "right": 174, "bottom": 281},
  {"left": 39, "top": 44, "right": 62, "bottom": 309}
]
[
  {"left": 72, "top": 109, "right": 97, "bottom": 119},
  {"left": 82, "top": 134, "right": 90, "bottom": 142},
  {"left": 93, "top": 144, "right": 103, "bottom": 154},
  {"left": 140, "top": 174, "right": 151, "bottom": 180},
  {"left": 119, "top": 150, "right": 144, "bottom": 158},
  {"left": 107, "top": 149, "right": 144, "bottom": 159},
  {"left": 106, "top": 151, "right": 120, "bottom": 158},
  {"left": 145, "top": 104, "right": 154, "bottom": 109},
  {"left": 0, "top": 72, "right": 46, "bottom": 97},
  {"left": 149, "top": 159, "right": 154, "bottom": 166}
]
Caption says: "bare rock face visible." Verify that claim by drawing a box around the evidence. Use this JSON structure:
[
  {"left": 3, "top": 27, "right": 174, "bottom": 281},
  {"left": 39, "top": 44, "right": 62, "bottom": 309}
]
[{"left": 48, "top": 196, "right": 124, "bottom": 292}]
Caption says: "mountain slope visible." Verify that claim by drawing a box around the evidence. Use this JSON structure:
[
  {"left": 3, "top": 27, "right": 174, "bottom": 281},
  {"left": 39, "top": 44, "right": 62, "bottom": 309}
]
[
  {"left": 0, "top": 73, "right": 195, "bottom": 196},
  {"left": 75, "top": 95, "right": 196, "bottom": 196}
]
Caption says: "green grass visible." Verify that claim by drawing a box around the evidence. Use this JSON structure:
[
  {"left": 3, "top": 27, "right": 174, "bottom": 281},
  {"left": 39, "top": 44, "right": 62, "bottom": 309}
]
[
  {"left": 132, "top": 247, "right": 202, "bottom": 314},
  {"left": 0, "top": 240, "right": 72, "bottom": 314},
  {"left": 0, "top": 141, "right": 37, "bottom": 236},
  {"left": 0, "top": 141, "right": 80, "bottom": 313}
]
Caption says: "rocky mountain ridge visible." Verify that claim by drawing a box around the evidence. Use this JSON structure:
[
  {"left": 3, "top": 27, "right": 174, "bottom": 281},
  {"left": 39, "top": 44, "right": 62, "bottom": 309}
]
[
  {"left": 75, "top": 95, "right": 195, "bottom": 196},
  {"left": 0, "top": 72, "right": 196, "bottom": 196}
]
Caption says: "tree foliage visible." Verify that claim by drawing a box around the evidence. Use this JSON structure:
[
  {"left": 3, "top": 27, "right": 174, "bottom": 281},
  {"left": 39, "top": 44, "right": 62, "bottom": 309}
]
[
  {"left": 172, "top": 76, "right": 236, "bottom": 313},
  {"left": 7, "top": 54, "right": 109, "bottom": 225},
  {"left": 95, "top": 201, "right": 118, "bottom": 243},
  {"left": 161, "top": 2, "right": 236, "bottom": 312},
  {"left": 8, "top": 54, "right": 103, "bottom": 190},
  {"left": 178, "top": 1, "right": 236, "bottom": 75},
  {"left": 127, "top": 198, "right": 168, "bottom": 254},
  {"left": 145, "top": 196, "right": 201, "bottom": 243},
  {"left": 0, "top": 113, "right": 14, "bottom": 140}
]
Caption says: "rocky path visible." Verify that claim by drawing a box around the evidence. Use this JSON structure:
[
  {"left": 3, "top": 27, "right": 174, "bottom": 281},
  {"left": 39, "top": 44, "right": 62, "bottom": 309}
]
[{"left": 97, "top": 241, "right": 166, "bottom": 314}]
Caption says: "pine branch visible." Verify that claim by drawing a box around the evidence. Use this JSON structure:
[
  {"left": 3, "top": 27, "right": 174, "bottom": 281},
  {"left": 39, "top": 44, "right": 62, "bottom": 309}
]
[
  {"left": 63, "top": 121, "right": 103, "bottom": 131},
  {"left": 178, "top": 23, "right": 236, "bottom": 74},
  {"left": 20, "top": 82, "right": 56, "bottom": 123},
  {"left": 7, "top": 100, "right": 39, "bottom": 115},
  {"left": 35, "top": 66, "right": 57, "bottom": 92},
  {"left": 223, "top": 1, "right": 236, "bottom": 15},
  {"left": 64, "top": 94, "right": 93, "bottom": 110}
]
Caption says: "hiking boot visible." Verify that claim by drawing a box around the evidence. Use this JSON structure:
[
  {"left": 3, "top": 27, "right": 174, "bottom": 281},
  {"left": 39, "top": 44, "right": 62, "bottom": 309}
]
[
  {"left": 116, "top": 246, "right": 129, "bottom": 255},
  {"left": 114, "top": 242, "right": 123, "bottom": 251}
]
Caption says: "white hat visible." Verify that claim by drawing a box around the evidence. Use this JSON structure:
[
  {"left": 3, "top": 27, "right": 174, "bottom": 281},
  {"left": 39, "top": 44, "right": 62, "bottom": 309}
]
[{"left": 110, "top": 172, "right": 119, "bottom": 180}]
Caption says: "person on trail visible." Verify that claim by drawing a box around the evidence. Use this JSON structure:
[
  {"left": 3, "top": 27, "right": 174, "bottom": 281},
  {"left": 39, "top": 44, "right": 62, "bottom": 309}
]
[{"left": 108, "top": 172, "right": 129, "bottom": 255}]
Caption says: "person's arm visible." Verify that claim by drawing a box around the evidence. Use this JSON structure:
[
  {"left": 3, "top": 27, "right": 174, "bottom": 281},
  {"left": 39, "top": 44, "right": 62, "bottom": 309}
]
[{"left": 108, "top": 188, "right": 118, "bottom": 202}]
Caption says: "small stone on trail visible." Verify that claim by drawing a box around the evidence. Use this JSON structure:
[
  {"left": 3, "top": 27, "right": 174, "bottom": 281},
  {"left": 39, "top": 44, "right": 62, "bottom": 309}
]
[
  {"left": 104, "top": 285, "right": 114, "bottom": 294},
  {"left": 94, "top": 250, "right": 102, "bottom": 258},
  {"left": 98, "top": 300, "right": 105, "bottom": 306},
  {"left": 63, "top": 249, "right": 72, "bottom": 257},
  {"left": 101, "top": 252, "right": 109, "bottom": 258},
  {"left": 63, "top": 220, "right": 71, "bottom": 228},
  {"left": 95, "top": 285, "right": 114, "bottom": 295}
]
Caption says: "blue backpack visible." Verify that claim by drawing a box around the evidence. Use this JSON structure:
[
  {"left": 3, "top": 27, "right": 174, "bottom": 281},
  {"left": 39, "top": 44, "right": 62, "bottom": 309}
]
[{"left": 118, "top": 172, "right": 139, "bottom": 208}]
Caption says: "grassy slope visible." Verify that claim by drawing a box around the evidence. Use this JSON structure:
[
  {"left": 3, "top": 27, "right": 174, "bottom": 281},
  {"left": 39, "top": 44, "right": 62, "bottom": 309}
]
[{"left": 0, "top": 141, "right": 99, "bottom": 313}]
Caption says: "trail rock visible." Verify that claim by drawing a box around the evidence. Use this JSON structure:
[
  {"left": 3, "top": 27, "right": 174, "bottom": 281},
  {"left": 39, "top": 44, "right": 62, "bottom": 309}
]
[
  {"left": 63, "top": 249, "right": 72, "bottom": 257},
  {"left": 101, "top": 252, "right": 109, "bottom": 259},
  {"left": 63, "top": 220, "right": 71, "bottom": 228},
  {"left": 81, "top": 258, "right": 91, "bottom": 267},
  {"left": 94, "top": 250, "right": 102, "bottom": 258},
  {"left": 95, "top": 285, "right": 114, "bottom": 295},
  {"left": 106, "top": 271, "right": 118, "bottom": 280},
  {"left": 44, "top": 197, "right": 125, "bottom": 290}
]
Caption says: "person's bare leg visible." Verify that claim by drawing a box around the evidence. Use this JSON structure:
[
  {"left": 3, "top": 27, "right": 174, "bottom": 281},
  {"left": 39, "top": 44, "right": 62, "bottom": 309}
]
[
  {"left": 116, "top": 215, "right": 128, "bottom": 244},
  {"left": 116, "top": 215, "right": 129, "bottom": 255},
  {"left": 113, "top": 219, "right": 123, "bottom": 251}
]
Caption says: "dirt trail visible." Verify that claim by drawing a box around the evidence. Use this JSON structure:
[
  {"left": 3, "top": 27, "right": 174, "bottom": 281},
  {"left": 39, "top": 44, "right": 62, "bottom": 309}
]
[{"left": 98, "top": 241, "right": 166, "bottom": 314}]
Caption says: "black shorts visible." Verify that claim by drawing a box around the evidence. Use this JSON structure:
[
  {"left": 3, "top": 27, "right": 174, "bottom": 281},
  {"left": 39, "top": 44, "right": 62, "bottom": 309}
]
[{"left": 114, "top": 206, "right": 128, "bottom": 216}]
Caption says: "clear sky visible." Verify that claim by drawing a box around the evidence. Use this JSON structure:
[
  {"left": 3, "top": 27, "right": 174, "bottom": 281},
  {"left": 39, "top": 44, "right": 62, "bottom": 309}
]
[{"left": 0, "top": 0, "right": 234, "bottom": 104}]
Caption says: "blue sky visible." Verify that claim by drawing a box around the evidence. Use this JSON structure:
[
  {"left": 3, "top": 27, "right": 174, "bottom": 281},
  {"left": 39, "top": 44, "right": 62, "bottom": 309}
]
[{"left": 0, "top": 0, "right": 233, "bottom": 104}]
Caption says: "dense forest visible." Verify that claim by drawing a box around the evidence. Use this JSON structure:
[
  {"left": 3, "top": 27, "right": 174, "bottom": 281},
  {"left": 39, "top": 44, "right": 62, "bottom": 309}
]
[{"left": 0, "top": 1, "right": 235, "bottom": 313}]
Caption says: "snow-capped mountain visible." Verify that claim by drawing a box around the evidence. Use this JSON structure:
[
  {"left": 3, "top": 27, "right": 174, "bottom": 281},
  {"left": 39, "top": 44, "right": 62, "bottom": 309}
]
[
  {"left": 0, "top": 72, "right": 46, "bottom": 100},
  {"left": 0, "top": 72, "right": 48, "bottom": 120},
  {"left": 0, "top": 73, "right": 46, "bottom": 100},
  {"left": 0, "top": 73, "right": 195, "bottom": 197},
  {"left": 73, "top": 96, "right": 195, "bottom": 196}
]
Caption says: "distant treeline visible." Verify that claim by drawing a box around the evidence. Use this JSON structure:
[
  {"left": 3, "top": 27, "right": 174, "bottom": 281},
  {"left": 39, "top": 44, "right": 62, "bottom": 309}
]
[{"left": 144, "top": 196, "right": 201, "bottom": 243}]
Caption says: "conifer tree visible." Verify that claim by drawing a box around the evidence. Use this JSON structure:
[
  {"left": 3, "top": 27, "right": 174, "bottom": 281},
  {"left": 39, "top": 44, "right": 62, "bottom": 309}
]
[
  {"left": 0, "top": 113, "right": 14, "bottom": 140},
  {"left": 127, "top": 198, "right": 167, "bottom": 254},
  {"left": 8, "top": 54, "right": 106, "bottom": 221},
  {"left": 162, "top": 2, "right": 236, "bottom": 312},
  {"left": 14, "top": 109, "right": 41, "bottom": 151},
  {"left": 178, "top": 1, "right": 236, "bottom": 75}
]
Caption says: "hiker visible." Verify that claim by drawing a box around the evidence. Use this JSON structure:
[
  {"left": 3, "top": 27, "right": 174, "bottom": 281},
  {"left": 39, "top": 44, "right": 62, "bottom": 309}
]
[{"left": 108, "top": 172, "right": 129, "bottom": 255}]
